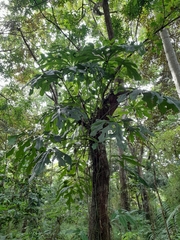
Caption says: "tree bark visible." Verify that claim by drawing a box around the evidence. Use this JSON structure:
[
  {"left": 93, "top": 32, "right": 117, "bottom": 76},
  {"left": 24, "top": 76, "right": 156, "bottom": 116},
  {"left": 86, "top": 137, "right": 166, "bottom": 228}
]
[
  {"left": 119, "top": 165, "right": 130, "bottom": 211},
  {"left": 160, "top": 28, "right": 180, "bottom": 98},
  {"left": 88, "top": 93, "right": 121, "bottom": 240},
  {"left": 103, "top": 0, "right": 114, "bottom": 40},
  {"left": 88, "top": 1, "right": 115, "bottom": 236},
  {"left": 88, "top": 142, "right": 111, "bottom": 240},
  {"left": 140, "top": 184, "right": 151, "bottom": 220},
  {"left": 129, "top": 144, "right": 151, "bottom": 221},
  {"left": 137, "top": 147, "right": 151, "bottom": 221},
  {"left": 118, "top": 148, "right": 130, "bottom": 211}
]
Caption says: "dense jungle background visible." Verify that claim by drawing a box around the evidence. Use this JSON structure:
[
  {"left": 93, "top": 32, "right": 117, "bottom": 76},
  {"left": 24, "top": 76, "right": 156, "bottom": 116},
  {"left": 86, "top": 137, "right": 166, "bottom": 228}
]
[{"left": 1, "top": 0, "right": 180, "bottom": 239}]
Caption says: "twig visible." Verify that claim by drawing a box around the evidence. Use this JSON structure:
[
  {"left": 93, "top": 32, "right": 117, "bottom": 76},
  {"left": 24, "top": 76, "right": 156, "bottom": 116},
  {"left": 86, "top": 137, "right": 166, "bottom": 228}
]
[
  {"left": 33, "top": 0, "right": 80, "bottom": 51},
  {"left": 0, "top": 93, "right": 9, "bottom": 101},
  {"left": 60, "top": 79, "right": 75, "bottom": 104},
  {"left": 18, "top": 27, "right": 38, "bottom": 62},
  {"left": 18, "top": 27, "right": 59, "bottom": 104}
]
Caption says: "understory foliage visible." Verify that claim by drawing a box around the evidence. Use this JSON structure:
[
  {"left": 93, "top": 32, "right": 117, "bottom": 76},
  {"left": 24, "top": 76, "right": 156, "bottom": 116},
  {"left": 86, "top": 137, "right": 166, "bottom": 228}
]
[{"left": 1, "top": 0, "right": 180, "bottom": 239}]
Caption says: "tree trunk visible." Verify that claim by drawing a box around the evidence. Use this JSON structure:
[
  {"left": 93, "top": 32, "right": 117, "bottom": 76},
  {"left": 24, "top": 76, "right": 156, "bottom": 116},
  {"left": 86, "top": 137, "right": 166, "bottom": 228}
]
[
  {"left": 160, "top": 28, "right": 180, "bottom": 98},
  {"left": 88, "top": 2, "right": 114, "bottom": 237},
  {"left": 140, "top": 183, "right": 151, "bottom": 220},
  {"left": 129, "top": 144, "right": 151, "bottom": 221},
  {"left": 87, "top": 92, "right": 123, "bottom": 239},
  {"left": 118, "top": 146, "right": 130, "bottom": 211},
  {"left": 89, "top": 142, "right": 111, "bottom": 240},
  {"left": 119, "top": 164, "right": 130, "bottom": 211},
  {"left": 119, "top": 162, "right": 131, "bottom": 231},
  {"left": 137, "top": 148, "right": 151, "bottom": 221},
  {"left": 152, "top": 162, "right": 172, "bottom": 240}
]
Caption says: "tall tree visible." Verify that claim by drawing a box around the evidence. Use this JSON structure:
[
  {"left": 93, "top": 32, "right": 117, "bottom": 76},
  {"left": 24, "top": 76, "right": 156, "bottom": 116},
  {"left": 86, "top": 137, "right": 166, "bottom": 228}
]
[{"left": 160, "top": 28, "right": 180, "bottom": 98}]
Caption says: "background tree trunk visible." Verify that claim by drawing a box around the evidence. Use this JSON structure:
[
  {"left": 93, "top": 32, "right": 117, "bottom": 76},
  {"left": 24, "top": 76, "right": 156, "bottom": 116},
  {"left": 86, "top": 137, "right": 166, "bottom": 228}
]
[
  {"left": 118, "top": 148, "right": 130, "bottom": 211},
  {"left": 89, "top": 142, "right": 111, "bottom": 240},
  {"left": 119, "top": 165, "right": 130, "bottom": 211},
  {"left": 137, "top": 147, "right": 151, "bottom": 221},
  {"left": 160, "top": 28, "right": 180, "bottom": 98}
]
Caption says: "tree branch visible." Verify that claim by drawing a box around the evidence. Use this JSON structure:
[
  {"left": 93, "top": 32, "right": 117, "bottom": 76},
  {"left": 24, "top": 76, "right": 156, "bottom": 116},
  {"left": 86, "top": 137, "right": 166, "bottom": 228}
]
[
  {"left": 18, "top": 28, "right": 59, "bottom": 104},
  {"left": 143, "top": 15, "right": 180, "bottom": 44},
  {"left": 33, "top": 0, "right": 80, "bottom": 50},
  {"left": 0, "top": 93, "right": 9, "bottom": 101},
  {"left": 102, "top": 0, "right": 114, "bottom": 40},
  {"left": 18, "top": 27, "right": 38, "bottom": 63},
  {"left": 96, "top": 90, "right": 130, "bottom": 120}
]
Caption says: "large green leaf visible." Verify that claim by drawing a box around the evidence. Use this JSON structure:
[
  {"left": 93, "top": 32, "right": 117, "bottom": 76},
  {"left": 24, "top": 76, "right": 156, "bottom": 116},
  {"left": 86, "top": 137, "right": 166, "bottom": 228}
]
[
  {"left": 90, "top": 120, "right": 126, "bottom": 149},
  {"left": 127, "top": 89, "right": 180, "bottom": 113},
  {"left": 90, "top": 119, "right": 107, "bottom": 138},
  {"left": 129, "top": 89, "right": 143, "bottom": 100},
  {"left": 143, "top": 92, "right": 180, "bottom": 113},
  {"left": 121, "top": 154, "right": 144, "bottom": 167},
  {"left": 6, "top": 146, "right": 15, "bottom": 157},
  {"left": 53, "top": 148, "right": 72, "bottom": 167},
  {"left": 111, "top": 209, "right": 136, "bottom": 229},
  {"left": 29, "top": 150, "right": 51, "bottom": 182},
  {"left": 30, "top": 71, "right": 59, "bottom": 95},
  {"left": 124, "top": 167, "right": 149, "bottom": 186},
  {"left": 7, "top": 135, "right": 18, "bottom": 146},
  {"left": 124, "top": 61, "right": 142, "bottom": 80},
  {"left": 35, "top": 136, "right": 43, "bottom": 150}
]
